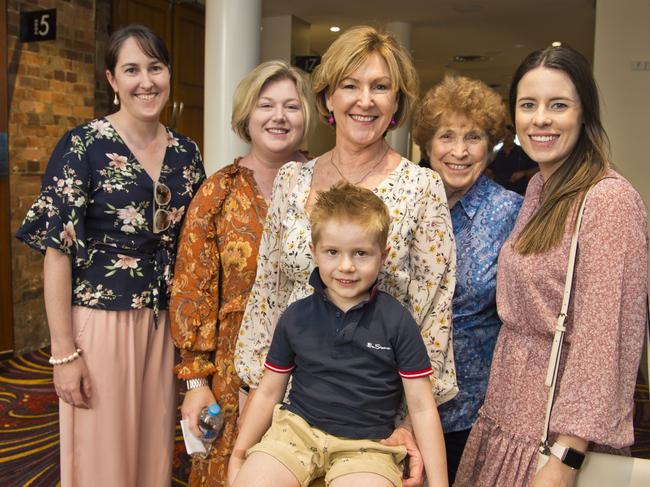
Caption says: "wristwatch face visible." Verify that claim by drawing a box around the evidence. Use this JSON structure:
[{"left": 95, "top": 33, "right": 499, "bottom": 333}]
[{"left": 563, "top": 448, "right": 585, "bottom": 469}]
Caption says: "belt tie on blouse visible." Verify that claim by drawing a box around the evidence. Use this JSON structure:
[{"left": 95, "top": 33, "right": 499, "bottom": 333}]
[
  {"left": 90, "top": 241, "right": 171, "bottom": 327},
  {"left": 151, "top": 245, "right": 171, "bottom": 328}
]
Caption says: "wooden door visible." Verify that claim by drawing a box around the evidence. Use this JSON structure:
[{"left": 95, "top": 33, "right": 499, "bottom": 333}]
[
  {"left": 0, "top": 0, "right": 14, "bottom": 355},
  {"left": 171, "top": 3, "right": 204, "bottom": 150},
  {"left": 112, "top": 0, "right": 172, "bottom": 49}
]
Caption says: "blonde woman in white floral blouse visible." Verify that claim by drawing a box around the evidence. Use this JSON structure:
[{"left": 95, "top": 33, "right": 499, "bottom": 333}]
[{"left": 234, "top": 26, "right": 457, "bottom": 486}]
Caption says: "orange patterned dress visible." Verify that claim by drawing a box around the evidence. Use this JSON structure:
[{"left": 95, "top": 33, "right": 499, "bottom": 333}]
[{"left": 170, "top": 159, "right": 268, "bottom": 486}]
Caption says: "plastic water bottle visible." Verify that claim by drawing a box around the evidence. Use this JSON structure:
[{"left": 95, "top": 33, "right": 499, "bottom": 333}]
[{"left": 195, "top": 403, "right": 223, "bottom": 458}]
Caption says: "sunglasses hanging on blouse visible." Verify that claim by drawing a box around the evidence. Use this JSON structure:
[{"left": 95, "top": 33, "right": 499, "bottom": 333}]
[{"left": 153, "top": 181, "right": 172, "bottom": 233}]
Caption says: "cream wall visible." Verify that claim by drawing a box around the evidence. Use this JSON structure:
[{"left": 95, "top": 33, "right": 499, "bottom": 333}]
[
  {"left": 261, "top": 16, "right": 293, "bottom": 61},
  {"left": 594, "top": 0, "right": 650, "bottom": 290},
  {"left": 593, "top": 0, "right": 650, "bottom": 207}
]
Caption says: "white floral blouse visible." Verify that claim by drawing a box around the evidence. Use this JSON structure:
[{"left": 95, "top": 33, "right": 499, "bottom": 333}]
[
  {"left": 235, "top": 158, "right": 459, "bottom": 404},
  {"left": 16, "top": 118, "right": 205, "bottom": 315}
]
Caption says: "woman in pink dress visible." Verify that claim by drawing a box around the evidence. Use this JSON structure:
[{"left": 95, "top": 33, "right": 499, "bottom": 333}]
[{"left": 455, "top": 44, "right": 648, "bottom": 487}]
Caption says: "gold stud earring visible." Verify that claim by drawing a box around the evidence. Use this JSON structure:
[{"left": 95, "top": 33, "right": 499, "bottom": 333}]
[{"left": 113, "top": 92, "right": 119, "bottom": 106}]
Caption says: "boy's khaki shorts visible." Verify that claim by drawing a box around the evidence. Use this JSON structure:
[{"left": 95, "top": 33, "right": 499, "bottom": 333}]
[{"left": 246, "top": 405, "right": 407, "bottom": 487}]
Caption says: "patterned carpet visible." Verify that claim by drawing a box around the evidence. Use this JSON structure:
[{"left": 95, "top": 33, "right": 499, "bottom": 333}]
[
  {"left": 0, "top": 348, "right": 648, "bottom": 486},
  {"left": 0, "top": 348, "right": 191, "bottom": 487}
]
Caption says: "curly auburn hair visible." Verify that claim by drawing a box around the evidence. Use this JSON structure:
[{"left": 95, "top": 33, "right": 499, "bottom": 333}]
[{"left": 412, "top": 75, "right": 507, "bottom": 156}]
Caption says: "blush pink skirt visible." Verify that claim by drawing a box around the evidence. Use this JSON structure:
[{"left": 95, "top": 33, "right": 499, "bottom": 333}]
[{"left": 59, "top": 306, "right": 176, "bottom": 487}]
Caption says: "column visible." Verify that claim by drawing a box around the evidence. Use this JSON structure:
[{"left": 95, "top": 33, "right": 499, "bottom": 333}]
[
  {"left": 385, "top": 21, "right": 412, "bottom": 159},
  {"left": 204, "top": 0, "right": 261, "bottom": 175}
]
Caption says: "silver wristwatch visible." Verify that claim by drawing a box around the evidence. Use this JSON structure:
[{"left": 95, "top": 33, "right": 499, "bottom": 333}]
[{"left": 185, "top": 377, "right": 209, "bottom": 390}]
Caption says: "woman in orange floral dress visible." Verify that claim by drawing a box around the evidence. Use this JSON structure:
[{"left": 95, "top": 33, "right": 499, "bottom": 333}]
[{"left": 170, "top": 60, "right": 312, "bottom": 486}]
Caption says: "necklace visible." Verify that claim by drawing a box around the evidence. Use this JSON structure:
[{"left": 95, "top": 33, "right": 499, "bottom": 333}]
[{"left": 329, "top": 142, "right": 391, "bottom": 185}]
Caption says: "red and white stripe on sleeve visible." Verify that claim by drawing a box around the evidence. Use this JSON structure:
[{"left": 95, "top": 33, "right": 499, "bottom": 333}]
[
  {"left": 264, "top": 361, "right": 295, "bottom": 374},
  {"left": 399, "top": 367, "right": 433, "bottom": 379}
]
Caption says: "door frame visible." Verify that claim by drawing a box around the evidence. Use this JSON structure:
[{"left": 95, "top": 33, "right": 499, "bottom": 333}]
[{"left": 0, "top": 0, "right": 15, "bottom": 357}]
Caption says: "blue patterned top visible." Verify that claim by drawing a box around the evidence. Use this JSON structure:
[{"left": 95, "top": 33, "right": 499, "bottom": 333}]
[
  {"left": 16, "top": 118, "right": 205, "bottom": 315},
  {"left": 438, "top": 175, "right": 522, "bottom": 432}
]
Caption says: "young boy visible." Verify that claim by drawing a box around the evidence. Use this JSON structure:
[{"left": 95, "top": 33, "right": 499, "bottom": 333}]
[{"left": 228, "top": 182, "right": 448, "bottom": 487}]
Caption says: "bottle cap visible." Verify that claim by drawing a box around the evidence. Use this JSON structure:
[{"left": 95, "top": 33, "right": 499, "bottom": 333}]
[{"left": 208, "top": 403, "right": 221, "bottom": 416}]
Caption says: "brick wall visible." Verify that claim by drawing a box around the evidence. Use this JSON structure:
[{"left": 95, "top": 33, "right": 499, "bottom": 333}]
[{"left": 8, "top": 0, "right": 96, "bottom": 352}]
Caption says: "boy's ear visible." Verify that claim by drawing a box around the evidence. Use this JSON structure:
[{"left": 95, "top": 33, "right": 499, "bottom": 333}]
[{"left": 309, "top": 242, "right": 317, "bottom": 262}]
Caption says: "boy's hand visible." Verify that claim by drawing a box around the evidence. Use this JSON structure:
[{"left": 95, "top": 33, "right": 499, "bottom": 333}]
[{"left": 380, "top": 426, "right": 424, "bottom": 487}]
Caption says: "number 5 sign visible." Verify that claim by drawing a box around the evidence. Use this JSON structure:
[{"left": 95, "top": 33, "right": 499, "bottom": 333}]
[{"left": 20, "top": 9, "right": 57, "bottom": 42}]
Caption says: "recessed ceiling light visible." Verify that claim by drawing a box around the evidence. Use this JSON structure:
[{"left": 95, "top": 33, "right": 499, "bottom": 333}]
[
  {"left": 330, "top": 26, "right": 340, "bottom": 32},
  {"left": 552, "top": 41, "right": 562, "bottom": 47}
]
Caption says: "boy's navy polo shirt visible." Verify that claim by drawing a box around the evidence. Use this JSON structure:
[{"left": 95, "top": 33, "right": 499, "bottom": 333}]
[{"left": 264, "top": 268, "right": 433, "bottom": 440}]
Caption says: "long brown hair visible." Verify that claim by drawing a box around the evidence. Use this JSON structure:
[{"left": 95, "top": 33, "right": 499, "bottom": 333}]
[{"left": 511, "top": 44, "right": 609, "bottom": 254}]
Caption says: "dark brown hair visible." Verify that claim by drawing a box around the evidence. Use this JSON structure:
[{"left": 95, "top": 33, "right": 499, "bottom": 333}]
[
  {"left": 105, "top": 24, "right": 170, "bottom": 75},
  {"left": 510, "top": 44, "right": 609, "bottom": 254}
]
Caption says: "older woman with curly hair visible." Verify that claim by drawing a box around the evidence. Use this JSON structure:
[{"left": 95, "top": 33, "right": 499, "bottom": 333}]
[{"left": 413, "top": 75, "right": 523, "bottom": 484}]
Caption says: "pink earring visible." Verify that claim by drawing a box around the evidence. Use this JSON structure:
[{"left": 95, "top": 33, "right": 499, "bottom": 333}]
[
  {"left": 328, "top": 112, "right": 335, "bottom": 126},
  {"left": 389, "top": 116, "right": 397, "bottom": 126}
]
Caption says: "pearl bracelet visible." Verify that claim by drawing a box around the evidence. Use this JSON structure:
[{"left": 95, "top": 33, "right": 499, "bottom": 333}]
[{"left": 49, "top": 348, "right": 83, "bottom": 366}]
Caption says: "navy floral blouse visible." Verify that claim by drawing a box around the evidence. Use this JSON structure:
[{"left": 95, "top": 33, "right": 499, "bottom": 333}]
[
  {"left": 438, "top": 175, "right": 522, "bottom": 432},
  {"left": 16, "top": 118, "right": 205, "bottom": 315}
]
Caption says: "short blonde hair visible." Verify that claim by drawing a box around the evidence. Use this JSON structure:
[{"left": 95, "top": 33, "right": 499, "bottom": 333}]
[
  {"left": 231, "top": 60, "right": 314, "bottom": 143},
  {"left": 310, "top": 181, "right": 390, "bottom": 248},
  {"left": 412, "top": 75, "right": 507, "bottom": 155},
  {"left": 311, "top": 26, "right": 419, "bottom": 128}
]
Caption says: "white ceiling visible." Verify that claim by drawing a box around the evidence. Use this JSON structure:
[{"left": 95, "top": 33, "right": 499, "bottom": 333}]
[{"left": 262, "top": 0, "right": 596, "bottom": 98}]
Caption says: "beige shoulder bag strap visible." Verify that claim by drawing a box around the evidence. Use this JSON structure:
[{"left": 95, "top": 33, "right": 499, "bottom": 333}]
[{"left": 539, "top": 191, "right": 590, "bottom": 451}]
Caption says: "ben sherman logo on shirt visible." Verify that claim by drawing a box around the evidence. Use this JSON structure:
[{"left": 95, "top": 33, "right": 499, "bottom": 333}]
[{"left": 367, "top": 342, "right": 391, "bottom": 351}]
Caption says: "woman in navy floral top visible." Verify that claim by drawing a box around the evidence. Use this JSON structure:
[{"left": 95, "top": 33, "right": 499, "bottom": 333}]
[
  {"left": 16, "top": 25, "right": 204, "bottom": 487},
  {"left": 413, "top": 75, "right": 522, "bottom": 484}
]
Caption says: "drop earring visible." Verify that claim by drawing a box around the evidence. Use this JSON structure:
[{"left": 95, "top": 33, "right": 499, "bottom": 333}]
[
  {"left": 389, "top": 116, "right": 397, "bottom": 126},
  {"left": 328, "top": 112, "right": 335, "bottom": 126},
  {"left": 113, "top": 92, "right": 119, "bottom": 106}
]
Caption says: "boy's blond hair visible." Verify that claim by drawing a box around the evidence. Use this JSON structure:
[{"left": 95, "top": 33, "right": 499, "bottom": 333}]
[{"left": 310, "top": 181, "right": 390, "bottom": 248}]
